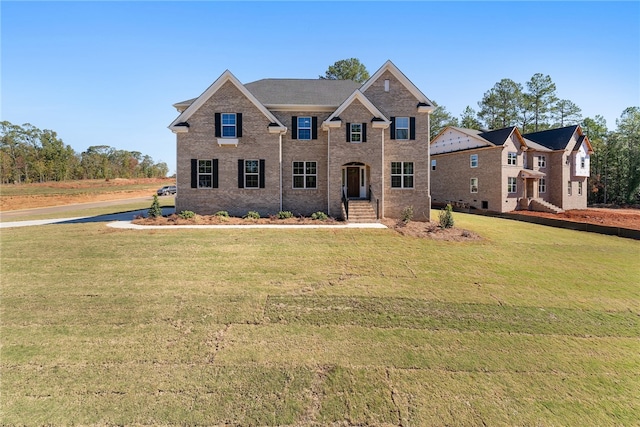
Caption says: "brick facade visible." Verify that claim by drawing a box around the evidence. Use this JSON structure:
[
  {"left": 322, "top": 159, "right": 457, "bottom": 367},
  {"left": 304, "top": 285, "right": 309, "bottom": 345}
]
[
  {"left": 431, "top": 125, "right": 591, "bottom": 213},
  {"left": 170, "top": 62, "right": 435, "bottom": 220}
]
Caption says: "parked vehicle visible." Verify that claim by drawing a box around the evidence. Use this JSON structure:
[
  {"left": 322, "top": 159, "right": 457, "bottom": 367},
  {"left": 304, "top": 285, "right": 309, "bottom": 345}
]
[{"left": 157, "top": 185, "right": 177, "bottom": 196}]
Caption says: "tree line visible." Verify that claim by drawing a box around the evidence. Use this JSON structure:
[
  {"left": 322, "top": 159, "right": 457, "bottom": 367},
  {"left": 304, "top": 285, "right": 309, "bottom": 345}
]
[{"left": 0, "top": 121, "right": 169, "bottom": 184}]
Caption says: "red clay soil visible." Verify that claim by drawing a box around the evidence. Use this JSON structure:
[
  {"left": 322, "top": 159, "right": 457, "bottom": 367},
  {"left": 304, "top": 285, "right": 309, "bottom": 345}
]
[
  {"left": 514, "top": 208, "right": 640, "bottom": 231},
  {"left": 0, "top": 178, "right": 172, "bottom": 211}
]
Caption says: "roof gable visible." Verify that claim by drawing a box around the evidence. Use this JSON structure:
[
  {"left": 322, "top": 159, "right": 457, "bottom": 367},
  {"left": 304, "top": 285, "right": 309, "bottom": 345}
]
[
  {"left": 523, "top": 125, "right": 580, "bottom": 151},
  {"left": 323, "top": 90, "right": 390, "bottom": 128},
  {"left": 478, "top": 127, "right": 523, "bottom": 147},
  {"left": 360, "top": 60, "right": 434, "bottom": 111},
  {"left": 431, "top": 126, "right": 529, "bottom": 155},
  {"left": 431, "top": 126, "right": 494, "bottom": 155},
  {"left": 168, "top": 70, "right": 286, "bottom": 133}
]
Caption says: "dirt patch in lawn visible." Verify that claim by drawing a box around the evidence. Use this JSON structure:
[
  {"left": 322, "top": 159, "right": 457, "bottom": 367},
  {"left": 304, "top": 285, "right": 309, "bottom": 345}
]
[
  {"left": 514, "top": 208, "right": 640, "bottom": 231},
  {"left": 382, "top": 218, "right": 482, "bottom": 241}
]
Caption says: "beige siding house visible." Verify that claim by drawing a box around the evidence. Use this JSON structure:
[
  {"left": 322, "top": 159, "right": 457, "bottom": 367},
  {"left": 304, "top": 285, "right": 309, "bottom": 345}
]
[
  {"left": 169, "top": 61, "right": 436, "bottom": 221},
  {"left": 430, "top": 125, "right": 593, "bottom": 213}
]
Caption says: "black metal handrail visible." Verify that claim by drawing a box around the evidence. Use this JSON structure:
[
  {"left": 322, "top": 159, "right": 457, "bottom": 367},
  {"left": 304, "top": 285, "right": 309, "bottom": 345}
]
[{"left": 341, "top": 187, "right": 349, "bottom": 220}]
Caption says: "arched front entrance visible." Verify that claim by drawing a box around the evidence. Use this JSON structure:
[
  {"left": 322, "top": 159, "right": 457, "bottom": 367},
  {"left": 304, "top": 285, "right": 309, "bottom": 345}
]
[{"left": 342, "top": 162, "right": 367, "bottom": 199}]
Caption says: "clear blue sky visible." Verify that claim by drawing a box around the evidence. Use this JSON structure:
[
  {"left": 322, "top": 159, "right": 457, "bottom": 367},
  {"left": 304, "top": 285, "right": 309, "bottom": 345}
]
[{"left": 3, "top": 1, "right": 638, "bottom": 175}]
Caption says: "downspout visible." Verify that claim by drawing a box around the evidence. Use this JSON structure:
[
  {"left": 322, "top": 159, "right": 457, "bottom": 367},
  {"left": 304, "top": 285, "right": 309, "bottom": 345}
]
[
  {"left": 279, "top": 132, "right": 283, "bottom": 212},
  {"left": 381, "top": 126, "right": 385, "bottom": 218},
  {"left": 327, "top": 128, "right": 331, "bottom": 216},
  {"left": 426, "top": 111, "right": 431, "bottom": 211}
]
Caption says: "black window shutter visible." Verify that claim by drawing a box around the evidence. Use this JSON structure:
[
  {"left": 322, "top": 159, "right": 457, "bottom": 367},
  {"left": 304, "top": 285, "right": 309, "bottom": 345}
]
[
  {"left": 236, "top": 113, "right": 242, "bottom": 137},
  {"left": 362, "top": 123, "right": 367, "bottom": 142},
  {"left": 191, "top": 159, "right": 197, "bottom": 188},
  {"left": 213, "top": 159, "right": 219, "bottom": 188},
  {"left": 291, "top": 116, "right": 297, "bottom": 140},
  {"left": 238, "top": 159, "right": 244, "bottom": 188},
  {"left": 215, "top": 113, "right": 221, "bottom": 138},
  {"left": 390, "top": 117, "right": 396, "bottom": 140},
  {"left": 346, "top": 123, "right": 351, "bottom": 142},
  {"left": 410, "top": 117, "right": 416, "bottom": 140},
  {"left": 312, "top": 117, "right": 318, "bottom": 140},
  {"left": 259, "top": 159, "right": 265, "bottom": 188}
]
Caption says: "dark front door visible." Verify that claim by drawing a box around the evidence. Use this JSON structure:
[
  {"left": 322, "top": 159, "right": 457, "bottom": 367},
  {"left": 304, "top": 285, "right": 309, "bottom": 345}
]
[{"left": 347, "top": 167, "right": 360, "bottom": 198}]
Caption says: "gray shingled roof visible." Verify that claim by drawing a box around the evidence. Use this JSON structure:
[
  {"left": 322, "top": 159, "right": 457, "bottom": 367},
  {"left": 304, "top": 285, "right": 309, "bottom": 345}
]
[{"left": 244, "top": 79, "right": 361, "bottom": 107}]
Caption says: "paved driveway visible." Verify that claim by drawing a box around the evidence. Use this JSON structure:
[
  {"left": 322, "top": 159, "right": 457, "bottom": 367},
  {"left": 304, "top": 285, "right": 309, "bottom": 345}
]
[{"left": 0, "top": 207, "right": 175, "bottom": 228}]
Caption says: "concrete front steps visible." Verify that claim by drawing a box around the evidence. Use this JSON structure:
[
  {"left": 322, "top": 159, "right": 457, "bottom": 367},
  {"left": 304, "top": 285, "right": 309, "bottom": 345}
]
[
  {"left": 343, "top": 200, "right": 378, "bottom": 223},
  {"left": 528, "top": 198, "right": 564, "bottom": 214}
]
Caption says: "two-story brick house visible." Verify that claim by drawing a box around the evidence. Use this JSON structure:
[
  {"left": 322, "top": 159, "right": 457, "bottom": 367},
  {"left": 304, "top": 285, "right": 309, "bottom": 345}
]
[
  {"left": 169, "top": 61, "right": 435, "bottom": 220},
  {"left": 430, "top": 125, "right": 592, "bottom": 213}
]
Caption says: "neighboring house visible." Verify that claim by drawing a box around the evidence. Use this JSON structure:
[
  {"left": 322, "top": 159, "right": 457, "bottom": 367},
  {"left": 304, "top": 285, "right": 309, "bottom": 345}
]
[
  {"left": 430, "top": 125, "right": 592, "bottom": 213},
  {"left": 523, "top": 125, "right": 593, "bottom": 211},
  {"left": 168, "top": 61, "right": 436, "bottom": 220}
]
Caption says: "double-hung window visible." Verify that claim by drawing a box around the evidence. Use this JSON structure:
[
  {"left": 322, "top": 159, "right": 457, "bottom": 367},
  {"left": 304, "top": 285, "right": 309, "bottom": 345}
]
[
  {"left": 431, "top": 159, "right": 436, "bottom": 171},
  {"left": 391, "top": 162, "right": 414, "bottom": 188},
  {"left": 538, "top": 178, "right": 546, "bottom": 194},
  {"left": 578, "top": 181, "right": 583, "bottom": 195},
  {"left": 508, "top": 177, "right": 517, "bottom": 193},
  {"left": 245, "top": 160, "right": 260, "bottom": 188},
  {"left": 580, "top": 156, "right": 586, "bottom": 169},
  {"left": 298, "top": 117, "right": 312, "bottom": 140},
  {"left": 198, "top": 160, "right": 213, "bottom": 188},
  {"left": 222, "top": 113, "right": 236, "bottom": 137},
  {"left": 293, "top": 161, "right": 317, "bottom": 189},
  {"left": 538, "top": 155, "right": 546, "bottom": 168},
  {"left": 395, "top": 117, "right": 409, "bottom": 140},
  {"left": 470, "top": 154, "right": 478, "bottom": 168},
  {"left": 507, "top": 152, "right": 517, "bottom": 166},
  {"left": 470, "top": 178, "right": 478, "bottom": 193},
  {"left": 567, "top": 181, "right": 572, "bottom": 196},
  {"left": 350, "top": 123, "right": 362, "bottom": 143}
]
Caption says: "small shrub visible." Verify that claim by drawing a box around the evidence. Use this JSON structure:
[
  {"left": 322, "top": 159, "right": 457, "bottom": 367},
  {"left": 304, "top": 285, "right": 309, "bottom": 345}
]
[
  {"left": 401, "top": 205, "right": 414, "bottom": 224},
  {"left": 214, "top": 211, "right": 230, "bottom": 217},
  {"left": 178, "top": 210, "right": 195, "bottom": 219},
  {"left": 439, "top": 204, "right": 455, "bottom": 229},
  {"left": 277, "top": 211, "right": 294, "bottom": 219},
  {"left": 147, "top": 195, "right": 163, "bottom": 218},
  {"left": 243, "top": 210, "right": 260, "bottom": 220},
  {"left": 311, "top": 211, "right": 328, "bottom": 221}
]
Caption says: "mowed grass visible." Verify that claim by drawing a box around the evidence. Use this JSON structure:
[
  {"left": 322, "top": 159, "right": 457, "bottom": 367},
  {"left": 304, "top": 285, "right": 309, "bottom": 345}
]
[{"left": 1, "top": 211, "right": 639, "bottom": 426}]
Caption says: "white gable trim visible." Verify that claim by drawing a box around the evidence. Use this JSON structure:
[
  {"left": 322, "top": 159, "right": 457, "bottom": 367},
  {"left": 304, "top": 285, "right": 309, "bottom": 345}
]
[
  {"left": 360, "top": 60, "right": 435, "bottom": 111},
  {"left": 322, "top": 90, "right": 390, "bottom": 130},
  {"left": 168, "top": 70, "right": 286, "bottom": 133}
]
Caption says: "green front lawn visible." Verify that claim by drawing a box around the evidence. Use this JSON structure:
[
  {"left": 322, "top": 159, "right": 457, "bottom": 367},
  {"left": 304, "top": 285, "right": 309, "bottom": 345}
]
[{"left": 1, "top": 212, "right": 638, "bottom": 425}]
